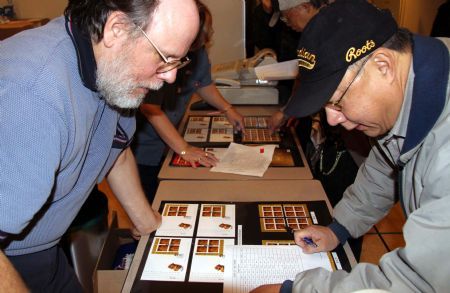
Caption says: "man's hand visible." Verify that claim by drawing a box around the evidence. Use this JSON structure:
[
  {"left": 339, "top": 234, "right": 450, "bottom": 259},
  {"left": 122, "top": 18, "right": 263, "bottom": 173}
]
[
  {"left": 250, "top": 284, "right": 282, "bottom": 293},
  {"left": 1, "top": 250, "right": 29, "bottom": 292},
  {"left": 268, "top": 110, "right": 287, "bottom": 134},
  {"left": 132, "top": 208, "right": 162, "bottom": 239},
  {"left": 294, "top": 225, "right": 339, "bottom": 253},
  {"left": 180, "top": 144, "right": 219, "bottom": 168},
  {"left": 225, "top": 107, "right": 245, "bottom": 132}
]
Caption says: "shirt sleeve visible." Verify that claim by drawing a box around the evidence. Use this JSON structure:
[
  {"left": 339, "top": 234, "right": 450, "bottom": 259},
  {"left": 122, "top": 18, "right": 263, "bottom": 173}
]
[
  {"left": 292, "top": 194, "right": 450, "bottom": 292},
  {"left": 194, "top": 48, "right": 213, "bottom": 88},
  {"left": 333, "top": 143, "right": 397, "bottom": 238}
]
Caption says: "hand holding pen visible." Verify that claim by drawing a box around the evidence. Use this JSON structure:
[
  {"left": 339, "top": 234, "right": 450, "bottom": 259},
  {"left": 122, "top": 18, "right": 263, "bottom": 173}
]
[
  {"left": 285, "top": 225, "right": 340, "bottom": 253},
  {"left": 285, "top": 225, "right": 318, "bottom": 248}
]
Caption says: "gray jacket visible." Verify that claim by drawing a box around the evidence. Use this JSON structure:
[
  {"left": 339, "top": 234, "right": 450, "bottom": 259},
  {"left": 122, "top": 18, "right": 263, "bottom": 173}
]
[{"left": 293, "top": 37, "right": 450, "bottom": 292}]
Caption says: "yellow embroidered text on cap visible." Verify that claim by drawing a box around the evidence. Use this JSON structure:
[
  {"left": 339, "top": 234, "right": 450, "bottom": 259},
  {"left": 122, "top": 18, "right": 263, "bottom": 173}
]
[
  {"left": 345, "top": 40, "right": 376, "bottom": 62},
  {"left": 297, "top": 47, "right": 316, "bottom": 70}
]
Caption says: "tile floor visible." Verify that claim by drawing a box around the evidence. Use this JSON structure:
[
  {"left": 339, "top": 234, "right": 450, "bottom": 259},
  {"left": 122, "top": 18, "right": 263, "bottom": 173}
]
[
  {"left": 360, "top": 202, "right": 406, "bottom": 264},
  {"left": 99, "top": 180, "right": 406, "bottom": 266}
]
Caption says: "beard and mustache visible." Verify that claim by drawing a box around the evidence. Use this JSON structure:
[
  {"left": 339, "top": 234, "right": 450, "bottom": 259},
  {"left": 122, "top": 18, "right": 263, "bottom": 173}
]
[{"left": 95, "top": 48, "right": 164, "bottom": 109}]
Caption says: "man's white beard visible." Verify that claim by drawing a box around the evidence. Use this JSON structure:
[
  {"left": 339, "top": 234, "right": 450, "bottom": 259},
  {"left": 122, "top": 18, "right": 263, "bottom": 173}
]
[{"left": 96, "top": 52, "right": 164, "bottom": 109}]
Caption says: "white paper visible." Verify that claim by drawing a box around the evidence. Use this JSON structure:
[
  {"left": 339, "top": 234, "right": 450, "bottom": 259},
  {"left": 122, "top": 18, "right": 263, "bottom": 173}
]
[
  {"left": 189, "top": 238, "right": 234, "bottom": 283},
  {"left": 141, "top": 237, "right": 192, "bottom": 281},
  {"left": 155, "top": 203, "right": 198, "bottom": 237},
  {"left": 254, "top": 59, "right": 299, "bottom": 81},
  {"left": 184, "top": 128, "right": 209, "bottom": 142},
  {"left": 212, "top": 116, "right": 234, "bottom": 129},
  {"left": 197, "top": 204, "right": 236, "bottom": 237},
  {"left": 209, "top": 128, "right": 234, "bottom": 142},
  {"left": 210, "top": 143, "right": 276, "bottom": 177},
  {"left": 223, "top": 245, "right": 333, "bottom": 293}
]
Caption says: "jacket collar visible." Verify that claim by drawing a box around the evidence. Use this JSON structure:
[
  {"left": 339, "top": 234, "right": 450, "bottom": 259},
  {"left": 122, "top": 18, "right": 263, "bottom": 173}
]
[
  {"left": 401, "top": 35, "right": 449, "bottom": 155},
  {"left": 65, "top": 15, "right": 98, "bottom": 91}
]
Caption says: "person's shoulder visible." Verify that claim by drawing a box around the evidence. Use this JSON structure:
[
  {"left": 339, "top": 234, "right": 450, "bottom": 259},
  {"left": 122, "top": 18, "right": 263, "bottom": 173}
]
[
  {"left": 436, "top": 37, "right": 450, "bottom": 49},
  {"left": 0, "top": 16, "right": 74, "bottom": 83}
]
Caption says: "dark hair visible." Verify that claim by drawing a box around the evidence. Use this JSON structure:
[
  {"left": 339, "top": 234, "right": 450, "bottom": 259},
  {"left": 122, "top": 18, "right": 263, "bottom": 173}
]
[
  {"left": 310, "top": 0, "right": 330, "bottom": 9},
  {"left": 382, "top": 27, "right": 413, "bottom": 53},
  {"left": 65, "top": 0, "right": 159, "bottom": 42},
  {"left": 190, "top": 0, "right": 213, "bottom": 51}
]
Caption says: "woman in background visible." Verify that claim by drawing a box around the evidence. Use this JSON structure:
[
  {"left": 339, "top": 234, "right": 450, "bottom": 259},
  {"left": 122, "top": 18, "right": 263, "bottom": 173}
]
[{"left": 132, "top": 1, "right": 244, "bottom": 202}]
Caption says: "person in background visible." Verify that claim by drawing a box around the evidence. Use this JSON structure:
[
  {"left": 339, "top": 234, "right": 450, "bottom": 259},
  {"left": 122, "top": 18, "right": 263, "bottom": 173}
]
[
  {"left": 266, "top": 0, "right": 332, "bottom": 132},
  {"left": 252, "top": 0, "right": 450, "bottom": 292},
  {"left": 0, "top": 0, "right": 199, "bottom": 291},
  {"left": 133, "top": 0, "right": 244, "bottom": 202},
  {"left": 252, "top": 0, "right": 302, "bottom": 106},
  {"left": 253, "top": 0, "right": 301, "bottom": 65}
]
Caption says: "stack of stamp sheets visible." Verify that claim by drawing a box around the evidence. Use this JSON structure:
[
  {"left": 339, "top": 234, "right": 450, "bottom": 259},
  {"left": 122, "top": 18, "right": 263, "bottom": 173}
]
[
  {"left": 183, "top": 115, "right": 281, "bottom": 144},
  {"left": 184, "top": 116, "right": 234, "bottom": 143},
  {"left": 177, "top": 115, "right": 302, "bottom": 167}
]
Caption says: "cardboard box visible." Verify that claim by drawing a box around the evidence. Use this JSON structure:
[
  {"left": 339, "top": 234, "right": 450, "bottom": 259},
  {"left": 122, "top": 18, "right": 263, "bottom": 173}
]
[{"left": 93, "top": 213, "right": 134, "bottom": 293}]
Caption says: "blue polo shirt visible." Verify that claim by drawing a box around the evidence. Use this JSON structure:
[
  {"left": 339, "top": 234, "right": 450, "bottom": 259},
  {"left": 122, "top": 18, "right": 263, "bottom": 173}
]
[{"left": 0, "top": 16, "right": 134, "bottom": 255}]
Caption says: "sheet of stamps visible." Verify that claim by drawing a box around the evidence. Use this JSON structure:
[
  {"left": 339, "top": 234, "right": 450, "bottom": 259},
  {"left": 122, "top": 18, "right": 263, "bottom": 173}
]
[
  {"left": 141, "top": 237, "right": 192, "bottom": 281},
  {"left": 155, "top": 204, "right": 199, "bottom": 237},
  {"left": 197, "top": 204, "right": 236, "bottom": 237}
]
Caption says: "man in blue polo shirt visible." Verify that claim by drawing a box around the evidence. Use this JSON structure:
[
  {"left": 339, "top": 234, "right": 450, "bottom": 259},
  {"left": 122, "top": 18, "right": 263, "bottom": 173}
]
[{"left": 0, "top": 0, "right": 199, "bottom": 291}]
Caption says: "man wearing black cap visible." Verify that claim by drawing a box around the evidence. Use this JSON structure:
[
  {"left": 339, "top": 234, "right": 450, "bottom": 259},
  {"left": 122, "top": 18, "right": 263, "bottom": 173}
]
[
  {"left": 252, "top": 0, "right": 450, "bottom": 292},
  {"left": 269, "top": 0, "right": 331, "bottom": 32},
  {"left": 267, "top": 0, "right": 332, "bottom": 131}
]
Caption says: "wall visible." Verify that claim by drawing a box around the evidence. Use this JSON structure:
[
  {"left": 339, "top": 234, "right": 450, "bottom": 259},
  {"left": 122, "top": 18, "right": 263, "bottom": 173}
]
[
  {"left": 202, "top": 0, "right": 246, "bottom": 65},
  {"left": 371, "top": 0, "right": 445, "bottom": 35},
  {"left": 0, "top": 0, "right": 67, "bottom": 19},
  {"left": 400, "top": 0, "right": 445, "bottom": 35}
]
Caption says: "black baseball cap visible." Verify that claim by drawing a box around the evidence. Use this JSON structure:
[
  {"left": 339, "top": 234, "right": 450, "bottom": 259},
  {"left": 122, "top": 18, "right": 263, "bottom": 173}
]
[{"left": 285, "top": 0, "right": 398, "bottom": 118}]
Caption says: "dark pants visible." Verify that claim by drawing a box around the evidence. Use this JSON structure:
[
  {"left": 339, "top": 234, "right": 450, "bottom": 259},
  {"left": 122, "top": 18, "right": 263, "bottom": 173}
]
[
  {"left": 8, "top": 245, "right": 83, "bottom": 293},
  {"left": 137, "top": 164, "right": 161, "bottom": 204}
]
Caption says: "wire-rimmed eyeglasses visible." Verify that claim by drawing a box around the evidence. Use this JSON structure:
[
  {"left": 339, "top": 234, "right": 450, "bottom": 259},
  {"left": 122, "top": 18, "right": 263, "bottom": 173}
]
[
  {"left": 136, "top": 25, "right": 191, "bottom": 74},
  {"left": 325, "top": 55, "right": 371, "bottom": 112}
]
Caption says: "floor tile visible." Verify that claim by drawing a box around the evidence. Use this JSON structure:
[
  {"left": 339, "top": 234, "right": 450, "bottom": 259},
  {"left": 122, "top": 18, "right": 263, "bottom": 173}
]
[
  {"left": 381, "top": 234, "right": 406, "bottom": 251},
  {"left": 359, "top": 234, "right": 388, "bottom": 265},
  {"left": 375, "top": 202, "right": 406, "bottom": 233},
  {"left": 367, "top": 227, "right": 377, "bottom": 234}
]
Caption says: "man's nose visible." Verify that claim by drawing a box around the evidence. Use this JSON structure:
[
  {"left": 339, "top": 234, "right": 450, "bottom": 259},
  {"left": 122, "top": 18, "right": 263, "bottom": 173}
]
[
  {"left": 325, "top": 107, "right": 346, "bottom": 126},
  {"left": 157, "top": 69, "right": 178, "bottom": 84}
]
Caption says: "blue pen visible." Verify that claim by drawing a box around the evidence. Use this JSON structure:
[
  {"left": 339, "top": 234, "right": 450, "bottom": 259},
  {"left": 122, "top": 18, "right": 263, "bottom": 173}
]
[{"left": 285, "top": 225, "right": 318, "bottom": 248}]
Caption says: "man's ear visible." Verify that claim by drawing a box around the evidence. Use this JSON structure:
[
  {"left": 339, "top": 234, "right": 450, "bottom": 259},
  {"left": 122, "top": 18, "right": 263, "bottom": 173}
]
[
  {"left": 371, "top": 48, "right": 396, "bottom": 84},
  {"left": 102, "top": 11, "right": 131, "bottom": 48}
]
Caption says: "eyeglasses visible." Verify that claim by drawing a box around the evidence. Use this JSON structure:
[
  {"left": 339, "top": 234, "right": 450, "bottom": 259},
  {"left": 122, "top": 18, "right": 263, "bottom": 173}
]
[
  {"left": 280, "top": 9, "right": 291, "bottom": 24},
  {"left": 325, "top": 56, "right": 371, "bottom": 112},
  {"left": 136, "top": 25, "right": 191, "bottom": 74}
]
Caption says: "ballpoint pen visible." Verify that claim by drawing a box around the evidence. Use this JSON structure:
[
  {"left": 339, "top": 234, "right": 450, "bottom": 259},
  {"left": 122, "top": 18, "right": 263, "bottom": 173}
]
[{"left": 285, "top": 225, "right": 318, "bottom": 248}]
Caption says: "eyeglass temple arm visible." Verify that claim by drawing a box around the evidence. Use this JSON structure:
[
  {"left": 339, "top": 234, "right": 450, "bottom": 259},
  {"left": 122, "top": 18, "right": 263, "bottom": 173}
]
[{"left": 137, "top": 25, "right": 169, "bottom": 63}]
